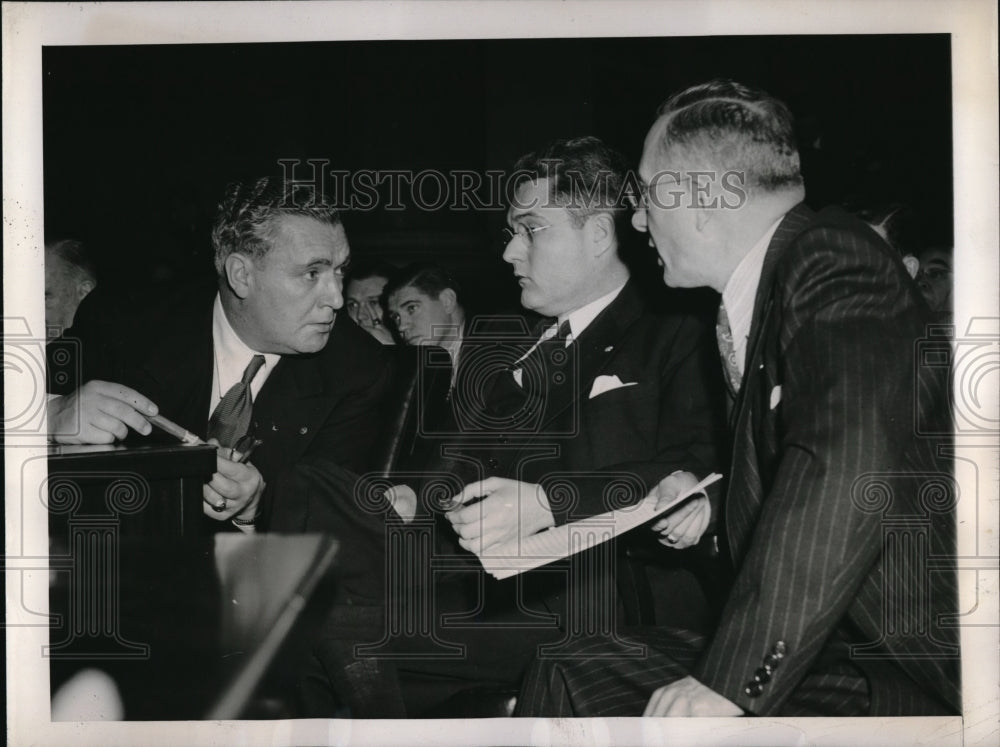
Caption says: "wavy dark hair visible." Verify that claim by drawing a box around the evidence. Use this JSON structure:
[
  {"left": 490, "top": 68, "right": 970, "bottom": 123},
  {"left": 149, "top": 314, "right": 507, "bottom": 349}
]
[{"left": 210, "top": 176, "right": 341, "bottom": 275}]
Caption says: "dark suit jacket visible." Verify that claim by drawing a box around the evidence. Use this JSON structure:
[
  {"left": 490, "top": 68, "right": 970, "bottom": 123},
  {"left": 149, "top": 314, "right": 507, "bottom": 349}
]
[
  {"left": 74, "top": 283, "right": 394, "bottom": 531},
  {"left": 417, "top": 281, "right": 722, "bottom": 617},
  {"left": 692, "top": 204, "right": 959, "bottom": 715},
  {"left": 432, "top": 281, "right": 719, "bottom": 521}
]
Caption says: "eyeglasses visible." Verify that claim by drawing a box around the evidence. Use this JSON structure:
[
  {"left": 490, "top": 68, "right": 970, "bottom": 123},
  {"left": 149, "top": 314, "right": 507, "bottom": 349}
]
[{"left": 501, "top": 217, "right": 575, "bottom": 246}]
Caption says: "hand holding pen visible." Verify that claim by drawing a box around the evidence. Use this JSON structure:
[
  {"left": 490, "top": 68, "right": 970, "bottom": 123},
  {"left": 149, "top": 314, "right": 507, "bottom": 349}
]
[{"left": 147, "top": 413, "right": 264, "bottom": 517}]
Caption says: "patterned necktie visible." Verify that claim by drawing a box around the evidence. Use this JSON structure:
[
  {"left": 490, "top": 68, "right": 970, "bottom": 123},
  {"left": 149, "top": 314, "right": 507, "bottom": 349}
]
[
  {"left": 207, "top": 354, "right": 265, "bottom": 447},
  {"left": 716, "top": 303, "right": 743, "bottom": 394}
]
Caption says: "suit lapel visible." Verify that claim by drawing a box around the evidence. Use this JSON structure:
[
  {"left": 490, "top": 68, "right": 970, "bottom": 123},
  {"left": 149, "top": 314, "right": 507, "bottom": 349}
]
[
  {"left": 537, "top": 281, "right": 643, "bottom": 433},
  {"left": 725, "top": 203, "right": 814, "bottom": 559}
]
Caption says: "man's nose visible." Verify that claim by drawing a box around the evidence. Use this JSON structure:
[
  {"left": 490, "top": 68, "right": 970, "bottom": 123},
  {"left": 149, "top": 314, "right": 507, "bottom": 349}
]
[
  {"left": 502, "top": 237, "right": 523, "bottom": 264},
  {"left": 323, "top": 277, "right": 344, "bottom": 310},
  {"left": 631, "top": 207, "right": 648, "bottom": 232}
]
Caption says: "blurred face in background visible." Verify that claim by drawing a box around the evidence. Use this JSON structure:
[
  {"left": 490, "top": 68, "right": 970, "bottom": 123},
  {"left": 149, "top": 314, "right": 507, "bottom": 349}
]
[
  {"left": 45, "top": 253, "right": 95, "bottom": 332},
  {"left": 915, "top": 247, "right": 953, "bottom": 314},
  {"left": 387, "top": 283, "right": 459, "bottom": 346},
  {"left": 345, "top": 275, "right": 390, "bottom": 336}
]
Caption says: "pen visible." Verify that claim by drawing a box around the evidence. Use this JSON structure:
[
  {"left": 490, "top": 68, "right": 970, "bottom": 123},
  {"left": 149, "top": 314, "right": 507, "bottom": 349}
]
[
  {"left": 234, "top": 438, "right": 263, "bottom": 464},
  {"left": 148, "top": 413, "right": 205, "bottom": 445}
]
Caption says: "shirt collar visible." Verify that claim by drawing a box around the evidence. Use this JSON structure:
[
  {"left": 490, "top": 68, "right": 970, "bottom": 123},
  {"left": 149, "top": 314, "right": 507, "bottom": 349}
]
[
  {"left": 556, "top": 281, "right": 627, "bottom": 342},
  {"left": 212, "top": 293, "right": 280, "bottom": 400},
  {"left": 721, "top": 217, "right": 783, "bottom": 352}
]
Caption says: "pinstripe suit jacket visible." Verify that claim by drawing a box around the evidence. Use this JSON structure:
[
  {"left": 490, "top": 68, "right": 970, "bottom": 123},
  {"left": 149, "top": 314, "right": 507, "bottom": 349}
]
[{"left": 692, "top": 204, "right": 960, "bottom": 715}]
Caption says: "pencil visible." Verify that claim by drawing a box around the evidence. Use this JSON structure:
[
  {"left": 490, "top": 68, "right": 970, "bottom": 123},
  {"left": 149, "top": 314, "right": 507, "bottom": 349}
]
[{"left": 148, "top": 413, "right": 205, "bottom": 445}]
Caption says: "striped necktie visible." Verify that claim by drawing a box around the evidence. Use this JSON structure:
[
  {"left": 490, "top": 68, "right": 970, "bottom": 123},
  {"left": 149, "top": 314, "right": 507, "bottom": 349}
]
[
  {"left": 716, "top": 303, "right": 743, "bottom": 394},
  {"left": 208, "top": 354, "right": 265, "bottom": 447}
]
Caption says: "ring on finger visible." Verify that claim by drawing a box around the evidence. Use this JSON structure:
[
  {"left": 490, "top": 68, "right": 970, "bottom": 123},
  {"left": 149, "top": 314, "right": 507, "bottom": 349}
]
[{"left": 213, "top": 499, "right": 227, "bottom": 513}]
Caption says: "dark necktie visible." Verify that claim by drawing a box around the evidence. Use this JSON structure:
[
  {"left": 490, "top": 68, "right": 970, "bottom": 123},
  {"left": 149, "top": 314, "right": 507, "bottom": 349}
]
[
  {"left": 517, "top": 318, "right": 572, "bottom": 385},
  {"left": 716, "top": 303, "right": 742, "bottom": 394},
  {"left": 207, "top": 354, "right": 265, "bottom": 447},
  {"left": 484, "top": 319, "right": 570, "bottom": 423}
]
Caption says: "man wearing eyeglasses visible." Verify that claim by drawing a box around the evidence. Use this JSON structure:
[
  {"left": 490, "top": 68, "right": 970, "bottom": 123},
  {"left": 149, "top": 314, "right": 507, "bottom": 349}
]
[
  {"left": 439, "top": 136, "right": 721, "bottom": 554},
  {"left": 517, "top": 80, "right": 958, "bottom": 719},
  {"left": 334, "top": 136, "right": 723, "bottom": 717}
]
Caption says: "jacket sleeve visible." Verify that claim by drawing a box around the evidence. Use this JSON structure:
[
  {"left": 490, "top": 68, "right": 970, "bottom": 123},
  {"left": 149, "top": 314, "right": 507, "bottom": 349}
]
[{"left": 551, "top": 313, "right": 723, "bottom": 524}]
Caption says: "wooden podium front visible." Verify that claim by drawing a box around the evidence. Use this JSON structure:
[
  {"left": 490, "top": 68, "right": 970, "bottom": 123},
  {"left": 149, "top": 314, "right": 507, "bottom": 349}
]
[{"left": 47, "top": 443, "right": 217, "bottom": 538}]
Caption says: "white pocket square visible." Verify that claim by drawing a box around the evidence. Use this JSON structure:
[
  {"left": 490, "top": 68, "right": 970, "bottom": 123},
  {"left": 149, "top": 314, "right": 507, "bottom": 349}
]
[
  {"left": 589, "top": 374, "right": 638, "bottom": 399},
  {"left": 770, "top": 385, "right": 782, "bottom": 410}
]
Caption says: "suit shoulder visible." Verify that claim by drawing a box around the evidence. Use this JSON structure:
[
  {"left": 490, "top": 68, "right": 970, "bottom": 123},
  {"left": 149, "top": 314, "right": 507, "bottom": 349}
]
[
  {"left": 319, "top": 314, "right": 394, "bottom": 373},
  {"left": 783, "top": 207, "right": 897, "bottom": 269}
]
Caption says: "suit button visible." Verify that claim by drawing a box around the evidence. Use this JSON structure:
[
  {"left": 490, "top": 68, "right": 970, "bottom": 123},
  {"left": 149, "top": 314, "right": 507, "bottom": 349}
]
[
  {"left": 763, "top": 654, "right": 780, "bottom": 669},
  {"left": 772, "top": 641, "right": 787, "bottom": 657},
  {"left": 744, "top": 682, "right": 763, "bottom": 698},
  {"left": 299, "top": 426, "right": 308, "bottom": 435},
  {"left": 487, "top": 457, "right": 500, "bottom": 471},
  {"left": 753, "top": 667, "right": 771, "bottom": 684}
]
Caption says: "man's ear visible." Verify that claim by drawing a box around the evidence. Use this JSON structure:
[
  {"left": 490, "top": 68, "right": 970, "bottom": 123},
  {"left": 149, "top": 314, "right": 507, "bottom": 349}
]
[
  {"left": 76, "top": 279, "right": 95, "bottom": 302},
  {"left": 439, "top": 287, "right": 457, "bottom": 313},
  {"left": 693, "top": 185, "right": 715, "bottom": 232},
  {"left": 224, "top": 253, "right": 255, "bottom": 299},
  {"left": 587, "top": 213, "right": 616, "bottom": 257},
  {"left": 902, "top": 255, "right": 920, "bottom": 279}
]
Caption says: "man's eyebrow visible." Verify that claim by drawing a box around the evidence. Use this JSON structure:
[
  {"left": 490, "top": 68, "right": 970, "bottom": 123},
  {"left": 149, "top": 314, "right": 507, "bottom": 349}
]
[
  {"left": 509, "top": 209, "right": 542, "bottom": 222},
  {"left": 295, "top": 257, "right": 334, "bottom": 269}
]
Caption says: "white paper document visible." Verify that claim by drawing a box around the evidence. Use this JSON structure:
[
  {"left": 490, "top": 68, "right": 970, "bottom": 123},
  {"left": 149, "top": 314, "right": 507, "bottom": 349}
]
[{"left": 477, "top": 472, "right": 723, "bottom": 580}]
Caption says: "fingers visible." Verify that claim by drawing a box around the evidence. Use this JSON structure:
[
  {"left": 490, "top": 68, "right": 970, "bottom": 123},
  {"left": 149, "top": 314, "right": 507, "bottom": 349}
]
[
  {"left": 386, "top": 484, "right": 417, "bottom": 523},
  {"left": 95, "top": 396, "right": 153, "bottom": 437},
  {"left": 202, "top": 460, "right": 263, "bottom": 520},
  {"left": 643, "top": 685, "right": 675, "bottom": 717},
  {"left": 652, "top": 497, "right": 699, "bottom": 532},
  {"left": 94, "top": 381, "right": 158, "bottom": 415},
  {"left": 656, "top": 497, "right": 710, "bottom": 549},
  {"left": 203, "top": 484, "right": 235, "bottom": 517},
  {"left": 449, "top": 477, "right": 503, "bottom": 510},
  {"left": 447, "top": 493, "right": 518, "bottom": 552}
]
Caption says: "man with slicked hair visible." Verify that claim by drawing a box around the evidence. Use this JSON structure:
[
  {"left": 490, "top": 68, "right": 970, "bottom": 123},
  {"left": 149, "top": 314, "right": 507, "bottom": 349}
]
[
  {"left": 517, "top": 80, "right": 959, "bottom": 718},
  {"left": 48, "top": 176, "right": 393, "bottom": 532},
  {"left": 312, "top": 136, "right": 722, "bottom": 718}
]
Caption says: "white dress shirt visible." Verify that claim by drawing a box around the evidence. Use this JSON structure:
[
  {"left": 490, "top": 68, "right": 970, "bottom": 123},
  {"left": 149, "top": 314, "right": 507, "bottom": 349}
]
[
  {"left": 512, "top": 282, "right": 626, "bottom": 386},
  {"left": 721, "top": 217, "right": 783, "bottom": 375},
  {"left": 210, "top": 294, "right": 280, "bottom": 417}
]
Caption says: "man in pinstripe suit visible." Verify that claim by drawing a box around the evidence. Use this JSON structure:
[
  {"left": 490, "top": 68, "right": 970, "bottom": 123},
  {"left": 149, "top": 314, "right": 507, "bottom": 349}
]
[{"left": 516, "top": 80, "right": 959, "bottom": 717}]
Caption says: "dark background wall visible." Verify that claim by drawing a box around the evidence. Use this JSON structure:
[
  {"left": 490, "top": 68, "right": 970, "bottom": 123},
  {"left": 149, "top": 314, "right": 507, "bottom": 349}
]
[{"left": 43, "top": 35, "right": 952, "bottom": 311}]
